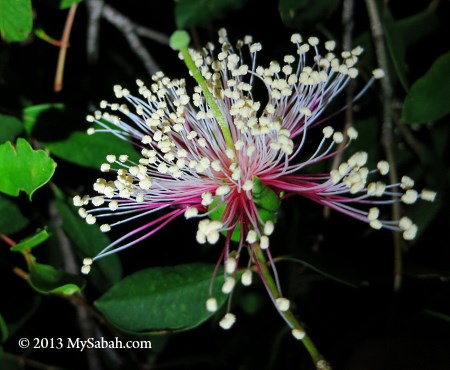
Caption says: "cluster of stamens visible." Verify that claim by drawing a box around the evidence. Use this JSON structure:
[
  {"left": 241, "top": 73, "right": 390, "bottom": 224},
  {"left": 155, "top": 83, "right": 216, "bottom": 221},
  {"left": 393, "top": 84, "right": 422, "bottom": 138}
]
[{"left": 75, "top": 29, "right": 435, "bottom": 334}]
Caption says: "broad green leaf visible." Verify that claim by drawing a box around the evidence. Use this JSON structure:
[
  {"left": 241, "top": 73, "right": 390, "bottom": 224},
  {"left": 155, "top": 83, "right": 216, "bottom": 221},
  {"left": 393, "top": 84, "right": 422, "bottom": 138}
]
[
  {"left": 175, "top": 0, "right": 247, "bottom": 28},
  {"left": 95, "top": 263, "right": 228, "bottom": 333},
  {"left": 0, "top": 138, "right": 56, "bottom": 200},
  {"left": 0, "top": 114, "right": 23, "bottom": 142},
  {"left": 382, "top": 8, "right": 409, "bottom": 91},
  {"left": 28, "top": 262, "right": 85, "bottom": 295},
  {"left": 279, "top": 0, "right": 340, "bottom": 29},
  {"left": 280, "top": 253, "right": 369, "bottom": 288},
  {"left": 397, "top": 7, "right": 438, "bottom": 47},
  {"left": 43, "top": 131, "right": 139, "bottom": 169},
  {"left": 55, "top": 197, "right": 122, "bottom": 288},
  {"left": 10, "top": 229, "right": 51, "bottom": 253},
  {"left": 0, "top": 194, "right": 29, "bottom": 234},
  {"left": 0, "top": 0, "right": 32, "bottom": 42},
  {"left": 0, "top": 312, "right": 8, "bottom": 343},
  {"left": 403, "top": 51, "right": 450, "bottom": 124},
  {"left": 22, "top": 103, "right": 65, "bottom": 135}
]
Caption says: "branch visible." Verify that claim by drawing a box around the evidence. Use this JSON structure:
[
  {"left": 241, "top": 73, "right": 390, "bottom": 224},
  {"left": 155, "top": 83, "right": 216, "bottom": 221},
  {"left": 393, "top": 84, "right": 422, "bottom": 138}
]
[
  {"left": 101, "top": 4, "right": 169, "bottom": 76},
  {"left": 364, "top": 0, "right": 403, "bottom": 291},
  {"left": 54, "top": 4, "right": 78, "bottom": 92},
  {"left": 86, "top": 0, "right": 104, "bottom": 63}
]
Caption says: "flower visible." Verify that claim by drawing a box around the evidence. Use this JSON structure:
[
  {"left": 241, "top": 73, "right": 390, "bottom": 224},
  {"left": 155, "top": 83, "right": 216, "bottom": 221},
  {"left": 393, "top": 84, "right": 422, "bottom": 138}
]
[{"left": 75, "top": 29, "right": 435, "bottom": 330}]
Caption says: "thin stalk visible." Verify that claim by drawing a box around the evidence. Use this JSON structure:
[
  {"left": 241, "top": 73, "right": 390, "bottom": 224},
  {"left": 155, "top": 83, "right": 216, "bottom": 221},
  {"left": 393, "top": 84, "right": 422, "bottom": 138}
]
[
  {"left": 54, "top": 4, "right": 78, "bottom": 92},
  {"left": 253, "top": 243, "right": 330, "bottom": 370}
]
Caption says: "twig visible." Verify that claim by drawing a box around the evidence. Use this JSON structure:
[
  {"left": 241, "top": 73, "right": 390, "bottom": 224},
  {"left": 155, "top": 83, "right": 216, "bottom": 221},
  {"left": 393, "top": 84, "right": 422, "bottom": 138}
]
[
  {"left": 54, "top": 4, "right": 78, "bottom": 92},
  {"left": 86, "top": 0, "right": 104, "bottom": 63},
  {"left": 101, "top": 4, "right": 167, "bottom": 76},
  {"left": 49, "top": 200, "right": 102, "bottom": 370},
  {"left": 0, "top": 232, "right": 16, "bottom": 246},
  {"left": 364, "top": 0, "right": 403, "bottom": 291}
]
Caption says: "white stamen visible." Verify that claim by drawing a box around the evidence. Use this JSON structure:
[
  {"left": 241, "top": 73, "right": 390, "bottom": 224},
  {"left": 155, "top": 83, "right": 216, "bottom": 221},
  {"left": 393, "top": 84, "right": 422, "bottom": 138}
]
[
  {"left": 292, "top": 328, "right": 306, "bottom": 340},
  {"left": 246, "top": 230, "right": 257, "bottom": 244},
  {"left": 377, "top": 161, "right": 389, "bottom": 175},
  {"left": 241, "top": 270, "right": 253, "bottom": 286},
  {"left": 264, "top": 221, "right": 274, "bottom": 236},
  {"left": 421, "top": 189, "right": 436, "bottom": 202},
  {"left": 276, "top": 297, "right": 290, "bottom": 312},
  {"left": 219, "top": 313, "right": 236, "bottom": 330},
  {"left": 184, "top": 207, "right": 198, "bottom": 219},
  {"left": 222, "top": 277, "right": 236, "bottom": 294},
  {"left": 206, "top": 297, "right": 218, "bottom": 312},
  {"left": 100, "top": 224, "right": 111, "bottom": 232}
]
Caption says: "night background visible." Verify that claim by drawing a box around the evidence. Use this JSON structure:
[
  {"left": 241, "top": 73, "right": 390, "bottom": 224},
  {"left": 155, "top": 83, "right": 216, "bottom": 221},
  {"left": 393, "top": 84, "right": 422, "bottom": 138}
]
[{"left": 1, "top": 0, "right": 450, "bottom": 369}]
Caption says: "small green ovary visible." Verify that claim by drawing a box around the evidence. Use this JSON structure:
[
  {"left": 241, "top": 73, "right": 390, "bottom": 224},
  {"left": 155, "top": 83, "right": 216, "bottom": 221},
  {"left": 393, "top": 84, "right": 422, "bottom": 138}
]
[{"left": 208, "top": 177, "right": 281, "bottom": 242}]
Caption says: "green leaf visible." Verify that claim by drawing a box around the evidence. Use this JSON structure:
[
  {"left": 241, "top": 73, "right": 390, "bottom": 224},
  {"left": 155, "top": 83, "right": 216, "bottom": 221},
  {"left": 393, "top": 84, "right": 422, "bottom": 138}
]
[
  {"left": 38, "top": 0, "right": 84, "bottom": 9},
  {"left": 58, "top": 0, "right": 83, "bottom": 8},
  {"left": 397, "top": 7, "right": 438, "bottom": 47},
  {"left": 10, "top": 229, "right": 51, "bottom": 253},
  {"left": 279, "top": 0, "right": 340, "bottom": 29},
  {"left": 95, "top": 263, "right": 227, "bottom": 333},
  {"left": 43, "top": 130, "right": 139, "bottom": 169},
  {"left": 55, "top": 197, "right": 122, "bottom": 289},
  {"left": 0, "top": 194, "right": 29, "bottom": 234},
  {"left": 175, "top": 0, "right": 247, "bottom": 29},
  {"left": 0, "top": 312, "right": 8, "bottom": 343},
  {"left": 382, "top": 8, "right": 409, "bottom": 91},
  {"left": 0, "top": 138, "right": 57, "bottom": 200},
  {"left": 22, "top": 103, "right": 65, "bottom": 135},
  {"left": 0, "top": 114, "right": 23, "bottom": 142},
  {"left": 28, "top": 262, "right": 85, "bottom": 295},
  {"left": 403, "top": 51, "right": 450, "bottom": 124},
  {"left": 0, "top": 0, "right": 32, "bottom": 42}
]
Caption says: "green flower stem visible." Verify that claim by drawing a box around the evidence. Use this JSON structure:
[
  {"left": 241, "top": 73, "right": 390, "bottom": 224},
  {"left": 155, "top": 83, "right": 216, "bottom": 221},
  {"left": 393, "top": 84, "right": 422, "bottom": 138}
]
[
  {"left": 170, "top": 31, "right": 235, "bottom": 152},
  {"left": 253, "top": 243, "right": 327, "bottom": 369}
]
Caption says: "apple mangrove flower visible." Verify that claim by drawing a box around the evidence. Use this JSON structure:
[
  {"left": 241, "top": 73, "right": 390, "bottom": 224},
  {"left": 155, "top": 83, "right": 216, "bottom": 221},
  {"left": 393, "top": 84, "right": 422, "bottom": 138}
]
[{"left": 75, "top": 28, "right": 435, "bottom": 354}]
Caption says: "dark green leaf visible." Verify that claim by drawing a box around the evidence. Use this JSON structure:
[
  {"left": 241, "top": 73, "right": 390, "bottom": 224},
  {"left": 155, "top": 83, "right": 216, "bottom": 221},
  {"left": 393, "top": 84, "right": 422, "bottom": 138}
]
[
  {"left": 397, "top": 7, "right": 438, "bottom": 47},
  {"left": 0, "top": 138, "right": 57, "bottom": 200},
  {"left": 0, "top": 194, "right": 29, "bottom": 234},
  {"left": 0, "top": 0, "right": 32, "bottom": 42},
  {"left": 382, "top": 8, "right": 409, "bottom": 91},
  {"left": 55, "top": 197, "right": 122, "bottom": 289},
  {"left": 0, "top": 114, "right": 23, "bottom": 142},
  {"left": 22, "top": 103, "right": 65, "bottom": 135},
  {"left": 0, "top": 312, "right": 8, "bottom": 343},
  {"left": 43, "top": 131, "right": 139, "bottom": 169},
  {"left": 28, "top": 262, "right": 86, "bottom": 295},
  {"left": 175, "top": 0, "right": 247, "bottom": 29},
  {"left": 10, "top": 229, "right": 51, "bottom": 253},
  {"left": 403, "top": 51, "right": 450, "bottom": 124},
  {"left": 95, "top": 263, "right": 228, "bottom": 333},
  {"left": 279, "top": 0, "right": 340, "bottom": 29}
]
